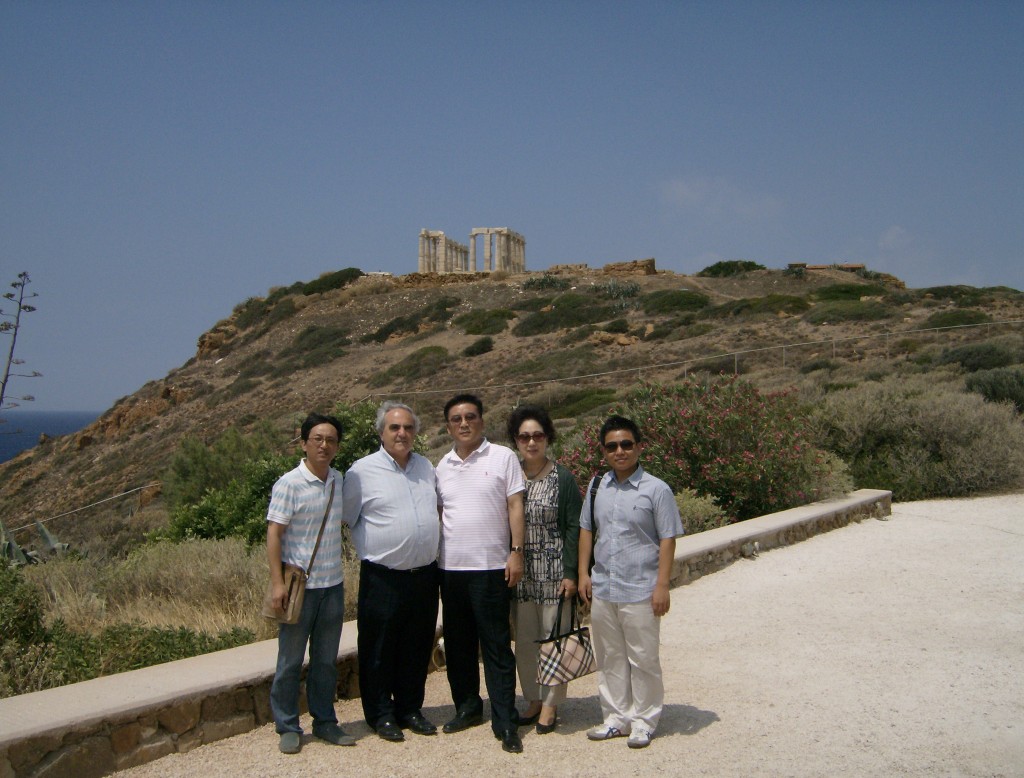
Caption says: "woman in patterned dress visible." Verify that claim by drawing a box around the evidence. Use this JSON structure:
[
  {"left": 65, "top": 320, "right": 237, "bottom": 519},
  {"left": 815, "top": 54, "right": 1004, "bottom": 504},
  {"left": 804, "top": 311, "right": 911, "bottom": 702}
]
[{"left": 507, "top": 405, "right": 583, "bottom": 734}]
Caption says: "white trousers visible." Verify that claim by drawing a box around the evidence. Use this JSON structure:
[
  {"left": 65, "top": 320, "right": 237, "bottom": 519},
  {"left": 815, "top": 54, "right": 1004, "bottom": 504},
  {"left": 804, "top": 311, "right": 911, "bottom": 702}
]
[
  {"left": 512, "top": 599, "right": 570, "bottom": 707},
  {"left": 590, "top": 596, "right": 664, "bottom": 734}
]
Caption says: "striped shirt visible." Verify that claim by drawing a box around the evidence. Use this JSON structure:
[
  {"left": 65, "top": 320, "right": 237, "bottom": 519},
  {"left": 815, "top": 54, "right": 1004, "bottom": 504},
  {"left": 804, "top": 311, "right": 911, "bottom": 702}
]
[
  {"left": 266, "top": 459, "right": 344, "bottom": 589},
  {"left": 436, "top": 439, "right": 526, "bottom": 571},
  {"left": 580, "top": 466, "right": 683, "bottom": 603},
  {"left": 341, "top": 446, "right": 439, "bottom": 570}
]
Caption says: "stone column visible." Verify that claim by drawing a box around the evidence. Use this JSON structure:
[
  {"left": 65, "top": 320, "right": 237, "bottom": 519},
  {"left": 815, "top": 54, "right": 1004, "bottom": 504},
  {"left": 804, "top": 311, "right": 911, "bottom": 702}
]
[{"left": 469, "top": 235, "right": 477, "bottom": 271}]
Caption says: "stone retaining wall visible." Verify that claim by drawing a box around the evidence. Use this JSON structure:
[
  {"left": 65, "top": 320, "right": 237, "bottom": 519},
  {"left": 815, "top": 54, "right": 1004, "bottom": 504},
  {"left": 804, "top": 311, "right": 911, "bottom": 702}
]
[{"left": 0, "top": 490, "right": 890, "bottom": 778}]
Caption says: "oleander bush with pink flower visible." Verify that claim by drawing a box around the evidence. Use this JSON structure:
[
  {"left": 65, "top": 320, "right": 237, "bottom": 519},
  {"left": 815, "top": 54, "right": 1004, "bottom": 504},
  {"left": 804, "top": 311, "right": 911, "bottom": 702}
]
[{"left": 561, "top": 377, "right": 850, "bottom": 522}]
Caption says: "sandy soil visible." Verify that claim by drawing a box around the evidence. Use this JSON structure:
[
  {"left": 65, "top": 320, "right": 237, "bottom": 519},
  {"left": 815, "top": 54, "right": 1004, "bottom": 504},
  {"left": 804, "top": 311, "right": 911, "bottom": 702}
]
[{"left": 119, "top": 494, "right": 1024, "bottom": 777}]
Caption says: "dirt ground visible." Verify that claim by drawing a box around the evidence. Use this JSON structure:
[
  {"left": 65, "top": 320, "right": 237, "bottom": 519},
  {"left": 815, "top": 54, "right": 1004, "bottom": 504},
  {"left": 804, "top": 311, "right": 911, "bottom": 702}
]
[{"left": 119, "top": 493, "right": 1024, "bottom": 777}]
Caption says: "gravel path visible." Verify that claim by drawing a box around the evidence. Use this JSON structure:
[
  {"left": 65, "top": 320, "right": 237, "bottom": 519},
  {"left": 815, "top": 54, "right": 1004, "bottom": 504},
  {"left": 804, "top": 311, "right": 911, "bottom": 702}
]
[{"left": 119, "top": 494, "right": 1024, "bottom": 777}]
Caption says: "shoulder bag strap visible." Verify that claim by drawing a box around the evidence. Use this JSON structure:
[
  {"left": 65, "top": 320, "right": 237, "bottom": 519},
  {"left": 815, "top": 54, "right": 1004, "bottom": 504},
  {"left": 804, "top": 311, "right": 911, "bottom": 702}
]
[{"left": 304, "top": 478, "right": 336, "bottom": 577}]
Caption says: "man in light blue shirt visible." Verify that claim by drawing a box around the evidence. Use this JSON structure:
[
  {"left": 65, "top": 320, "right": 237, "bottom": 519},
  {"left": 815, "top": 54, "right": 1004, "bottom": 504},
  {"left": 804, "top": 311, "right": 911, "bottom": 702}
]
[
  {"left": 578, "top": 415, "right": 684, "bottom": 749},
  {"left": 342, "top": 401, "right": 440, "bottom": 743}
]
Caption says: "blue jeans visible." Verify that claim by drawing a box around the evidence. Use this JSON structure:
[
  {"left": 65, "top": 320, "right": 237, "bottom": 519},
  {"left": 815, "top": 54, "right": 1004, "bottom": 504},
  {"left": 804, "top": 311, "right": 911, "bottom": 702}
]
[{"left": 271, "top": 582, "right": 345, "bottom": 734}]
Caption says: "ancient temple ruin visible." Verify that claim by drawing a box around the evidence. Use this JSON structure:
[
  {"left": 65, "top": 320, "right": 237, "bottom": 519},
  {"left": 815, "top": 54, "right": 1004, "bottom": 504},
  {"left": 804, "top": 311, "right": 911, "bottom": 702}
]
[{"left": 418, "top": 227, "right": 526, "bottom": 273}]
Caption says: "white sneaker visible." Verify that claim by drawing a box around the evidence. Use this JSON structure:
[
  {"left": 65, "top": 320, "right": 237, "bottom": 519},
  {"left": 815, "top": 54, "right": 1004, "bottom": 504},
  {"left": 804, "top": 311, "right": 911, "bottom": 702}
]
[
  {"left": 627, "top": 728, "right": 652, "bottom": 748},
  {"left": 586, "top": 724, "right": 626, "bottom": 741}
]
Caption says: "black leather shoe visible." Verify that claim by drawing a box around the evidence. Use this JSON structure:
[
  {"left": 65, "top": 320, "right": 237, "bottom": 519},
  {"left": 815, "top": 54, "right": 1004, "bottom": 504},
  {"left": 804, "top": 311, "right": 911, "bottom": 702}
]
[
  {"left": 375, "top": 718, "right": 405, "bottom": 742},
  {"left": 400, "top": 712, "right": 437, "bottom": 736},
  {"left": 516, "top": 710, "right": 540, "bottom": 727},
  {"left": 495, "top": 727, "right": 523, "bottom": 753},
  {"left": 442, "top": 709, "right": 484, "bottom": 734}
]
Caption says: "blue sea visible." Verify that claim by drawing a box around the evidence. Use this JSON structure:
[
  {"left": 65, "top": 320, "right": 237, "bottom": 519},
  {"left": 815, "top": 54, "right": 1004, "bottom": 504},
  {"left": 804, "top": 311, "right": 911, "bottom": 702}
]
[{"left": 0, "top": 411, "right": 101, "bottom": 464}]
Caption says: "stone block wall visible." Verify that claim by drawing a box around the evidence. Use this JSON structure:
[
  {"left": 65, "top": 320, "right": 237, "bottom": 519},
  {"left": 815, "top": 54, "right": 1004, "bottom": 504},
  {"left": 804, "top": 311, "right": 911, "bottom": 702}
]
[{"left": 0, "top": 660, "right": 358, "bottom": 778}]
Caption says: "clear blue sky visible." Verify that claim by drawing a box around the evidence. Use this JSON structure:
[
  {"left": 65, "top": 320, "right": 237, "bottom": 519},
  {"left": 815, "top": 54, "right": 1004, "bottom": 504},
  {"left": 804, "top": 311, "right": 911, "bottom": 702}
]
[{"left": 2, "top": 1, "right": 1022, "bottom": 411}]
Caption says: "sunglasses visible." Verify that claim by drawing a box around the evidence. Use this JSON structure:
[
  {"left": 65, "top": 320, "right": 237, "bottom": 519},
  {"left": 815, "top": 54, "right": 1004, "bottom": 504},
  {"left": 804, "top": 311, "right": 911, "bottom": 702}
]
[
  {"left": 516, "top": 432, "right": 547, "bottom": 443},
  {"left": 602, "top": 440, "right": 636, "bottom": 452}
]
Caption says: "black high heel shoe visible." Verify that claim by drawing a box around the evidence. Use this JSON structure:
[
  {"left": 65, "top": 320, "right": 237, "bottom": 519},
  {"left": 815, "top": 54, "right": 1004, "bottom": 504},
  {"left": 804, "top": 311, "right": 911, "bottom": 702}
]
[{"left": 536, "top": 719, "right": 557, "bottom": 734}]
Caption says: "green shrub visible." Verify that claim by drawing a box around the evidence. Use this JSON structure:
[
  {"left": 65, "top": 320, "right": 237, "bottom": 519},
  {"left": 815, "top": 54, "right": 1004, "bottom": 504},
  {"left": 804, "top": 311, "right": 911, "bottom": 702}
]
[
  {"left": 938, "top": 342, "right": 1016, "bottom": 372},
  {"left": 163, "top": 400, "right": 385, "bottom": 543},
  {"left": 278, "top": 325, "right": 350, "bottom": 369},
  {"left": 674, "top": 489, "right": 728, "bottom": 534},
  {"left": 547, "top": 388, "right": 617, "bottom": 418},
  {"left": 920, "top": 285, "right": 988, "bottom": 307},
  {"left": 965, "top": 367, "right": 1024, "bottom": 412},
  {"left": 300, "top": 267, "right": 363, "bottom": 296},
  {"left": 512, "top": 294, "right": 618, "bottom": 336},
  {"left": 523, "top": 274, "right": 571, "bottom": 291},
  {"left": 641, "top": 289, "right": 710, "bottom": 315},
  {"left": 265, "top": 296, "right": 298, "bottom": 325},
  {"left": 164, "top": 454, "right": 297, "bottom": 544},
  {"left": 361, "top": 296, "right": 461, "bottom": 344},
  {"left": 813, "top": 375, "right": 1024, "bottom": 500},
  {"left": 595, "top": 280, "right": 641, "bottom": 301},
  {"left": 463, "top": 337, "right": 494, "bottom": 357},
  {"left": 515, "top": 295, "right": 556, "bottom": 312},
  {"left": 924, "top": 309, "right": 991, "bottom": 329},
  {"left": 233, "top": 297, "right": 269, "bottom": 329},
  {"left": 696, "top": 260, "right": 765, "bottom": 278},
  {"left": 562, "top": 378, "right": 847, "bottom": 521},
  {"left": 234, "top": 296, "right": 297, "bottom": 332},
  {"left": 704, "top": 295, "right": 810, "bottom": 319},
  {"left": 0, "top": 562, "right": 47, "bottom": 646},
  {"left": 454, "top": 308, "right": 515, "bottom": 335},
  {"left": 802, "top": 300, "right": 894, "bottom": 324},
  {"left": 369, "top": 346, "right": 451, "bottom": 388},
  {"left": 813, "top": 283, "right": 888, "bottom": 301},
  {"left": 505, "top": 345, "right": 599, "bottom": 381},
  {"left": 163, "top": 424, "right": 282, "bottom": 510},
  {"left": 603, "top": 319, "right": 630, "bottom": 334},
  {"left": 800, "top": 358, "right": 839, "bottom": 374}
]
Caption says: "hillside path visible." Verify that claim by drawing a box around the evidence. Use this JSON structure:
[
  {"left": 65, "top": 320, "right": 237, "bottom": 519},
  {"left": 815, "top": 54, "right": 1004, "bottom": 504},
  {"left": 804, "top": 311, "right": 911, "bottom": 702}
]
[{"left": 119, "top": 494, "right": 1024, "bottom": 777}]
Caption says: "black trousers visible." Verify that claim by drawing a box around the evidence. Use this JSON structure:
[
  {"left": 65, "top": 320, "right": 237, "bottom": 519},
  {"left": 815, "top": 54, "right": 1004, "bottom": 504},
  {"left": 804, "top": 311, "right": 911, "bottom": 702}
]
[
  {"left": 440, "top": 568, "right": 517, "bottom": 733},
  {"left": 357, "top": 560, "right": 439, "bottom": 728}
]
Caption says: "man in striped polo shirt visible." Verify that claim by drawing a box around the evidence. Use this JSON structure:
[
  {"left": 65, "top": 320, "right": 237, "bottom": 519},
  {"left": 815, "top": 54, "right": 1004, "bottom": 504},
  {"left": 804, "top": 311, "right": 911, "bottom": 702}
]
[
  {"left": 267, "top": 412, "right": 353, "bottom": 754},
  {"left": 435, "top": 393, "right": 527, "bottom": 754}
]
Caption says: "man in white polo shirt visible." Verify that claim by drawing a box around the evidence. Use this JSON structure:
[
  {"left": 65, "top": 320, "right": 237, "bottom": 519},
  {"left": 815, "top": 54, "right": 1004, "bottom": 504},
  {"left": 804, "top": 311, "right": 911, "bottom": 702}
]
[{"left": 435, "top": 393, "right": 527, "bottom": 754}]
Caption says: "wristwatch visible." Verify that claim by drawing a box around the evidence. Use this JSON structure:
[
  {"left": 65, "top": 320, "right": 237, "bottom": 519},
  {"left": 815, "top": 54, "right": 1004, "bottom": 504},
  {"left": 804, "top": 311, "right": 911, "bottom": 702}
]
[{"left": 510, "top": 545, "right": 524, "bottom": 554}]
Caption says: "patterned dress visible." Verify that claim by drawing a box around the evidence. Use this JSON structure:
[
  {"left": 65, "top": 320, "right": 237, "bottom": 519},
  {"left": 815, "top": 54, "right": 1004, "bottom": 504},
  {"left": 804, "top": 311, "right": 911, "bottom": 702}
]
[{"left": 516, "top": 468, "right": 564, "bottom": 605}]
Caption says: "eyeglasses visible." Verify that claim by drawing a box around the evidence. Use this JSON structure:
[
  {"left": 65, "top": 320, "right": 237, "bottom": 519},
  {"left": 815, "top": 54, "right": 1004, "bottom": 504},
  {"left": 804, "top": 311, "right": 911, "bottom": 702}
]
[
  {"left": 309, "top": 435, "right": 339, "bottom": 446},
  {"left": 602, "top": 440, "right": 636, "bottom": 452},
  {"left": 516, "top": 432, "right": 547, "bottom": 444},
  {"left": 447, "top": 413, "right": 479, "bottom": 424}
]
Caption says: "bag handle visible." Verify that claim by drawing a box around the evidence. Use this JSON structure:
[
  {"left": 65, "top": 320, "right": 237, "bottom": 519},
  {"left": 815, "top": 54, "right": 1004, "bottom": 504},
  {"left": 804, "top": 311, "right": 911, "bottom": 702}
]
[
  {"left": 303, "top": 478, "right": 336, "bottom": 577},
  {"left": 544, "top": 594, "right": 582, "bottom": 644}
]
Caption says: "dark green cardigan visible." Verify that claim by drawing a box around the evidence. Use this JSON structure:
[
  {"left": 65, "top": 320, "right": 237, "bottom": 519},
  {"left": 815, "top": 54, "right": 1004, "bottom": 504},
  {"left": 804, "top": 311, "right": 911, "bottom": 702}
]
[{"left": 553, "top": 462, "right": 583, "bottom": 581}]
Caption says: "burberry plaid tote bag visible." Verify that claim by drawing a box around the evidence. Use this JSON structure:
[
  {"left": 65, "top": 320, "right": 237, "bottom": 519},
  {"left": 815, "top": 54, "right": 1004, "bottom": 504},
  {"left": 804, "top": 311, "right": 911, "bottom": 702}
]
[{"left": 536, "top": 595, "right": 597, "bottom": 686}]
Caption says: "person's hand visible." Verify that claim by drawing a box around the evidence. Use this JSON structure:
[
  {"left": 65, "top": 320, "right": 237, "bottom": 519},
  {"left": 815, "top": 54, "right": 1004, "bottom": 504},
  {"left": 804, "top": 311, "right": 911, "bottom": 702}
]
[
  {"left": 505, "top": 552, "right": 524, "bottom": 587},
  {"left": 651, "top": 582, "right": 670, "bottom": 617},
  {"left": 578, "top": 573, "right": 593, "bottom": 605},
  {"left": 271, "top": 581, "right": 288, "bottom": 611},
  {"left": 559, "top": 578, "right": 578, "bottom": 599}
]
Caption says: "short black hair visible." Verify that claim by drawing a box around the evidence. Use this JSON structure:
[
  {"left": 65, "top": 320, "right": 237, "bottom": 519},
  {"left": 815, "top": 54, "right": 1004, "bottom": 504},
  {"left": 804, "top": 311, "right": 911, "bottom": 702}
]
[
  {"left": 300, "top": 412, "right": 343, "bottom": 441},
  {"left": 444, "top": 393, "right": 484, "bottom": 421},
  {"left": 506, "top": 404, "right": 557, "bottom": 445},
  {"left": 599, "top": 415, "right": 642, "bottom": 446}
]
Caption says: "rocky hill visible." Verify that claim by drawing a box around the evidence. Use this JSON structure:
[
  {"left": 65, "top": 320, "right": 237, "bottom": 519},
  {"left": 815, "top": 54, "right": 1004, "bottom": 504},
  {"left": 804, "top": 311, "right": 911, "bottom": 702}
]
[{"left": 2, "top": 259, "right": 1021, "bottom": 555}]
